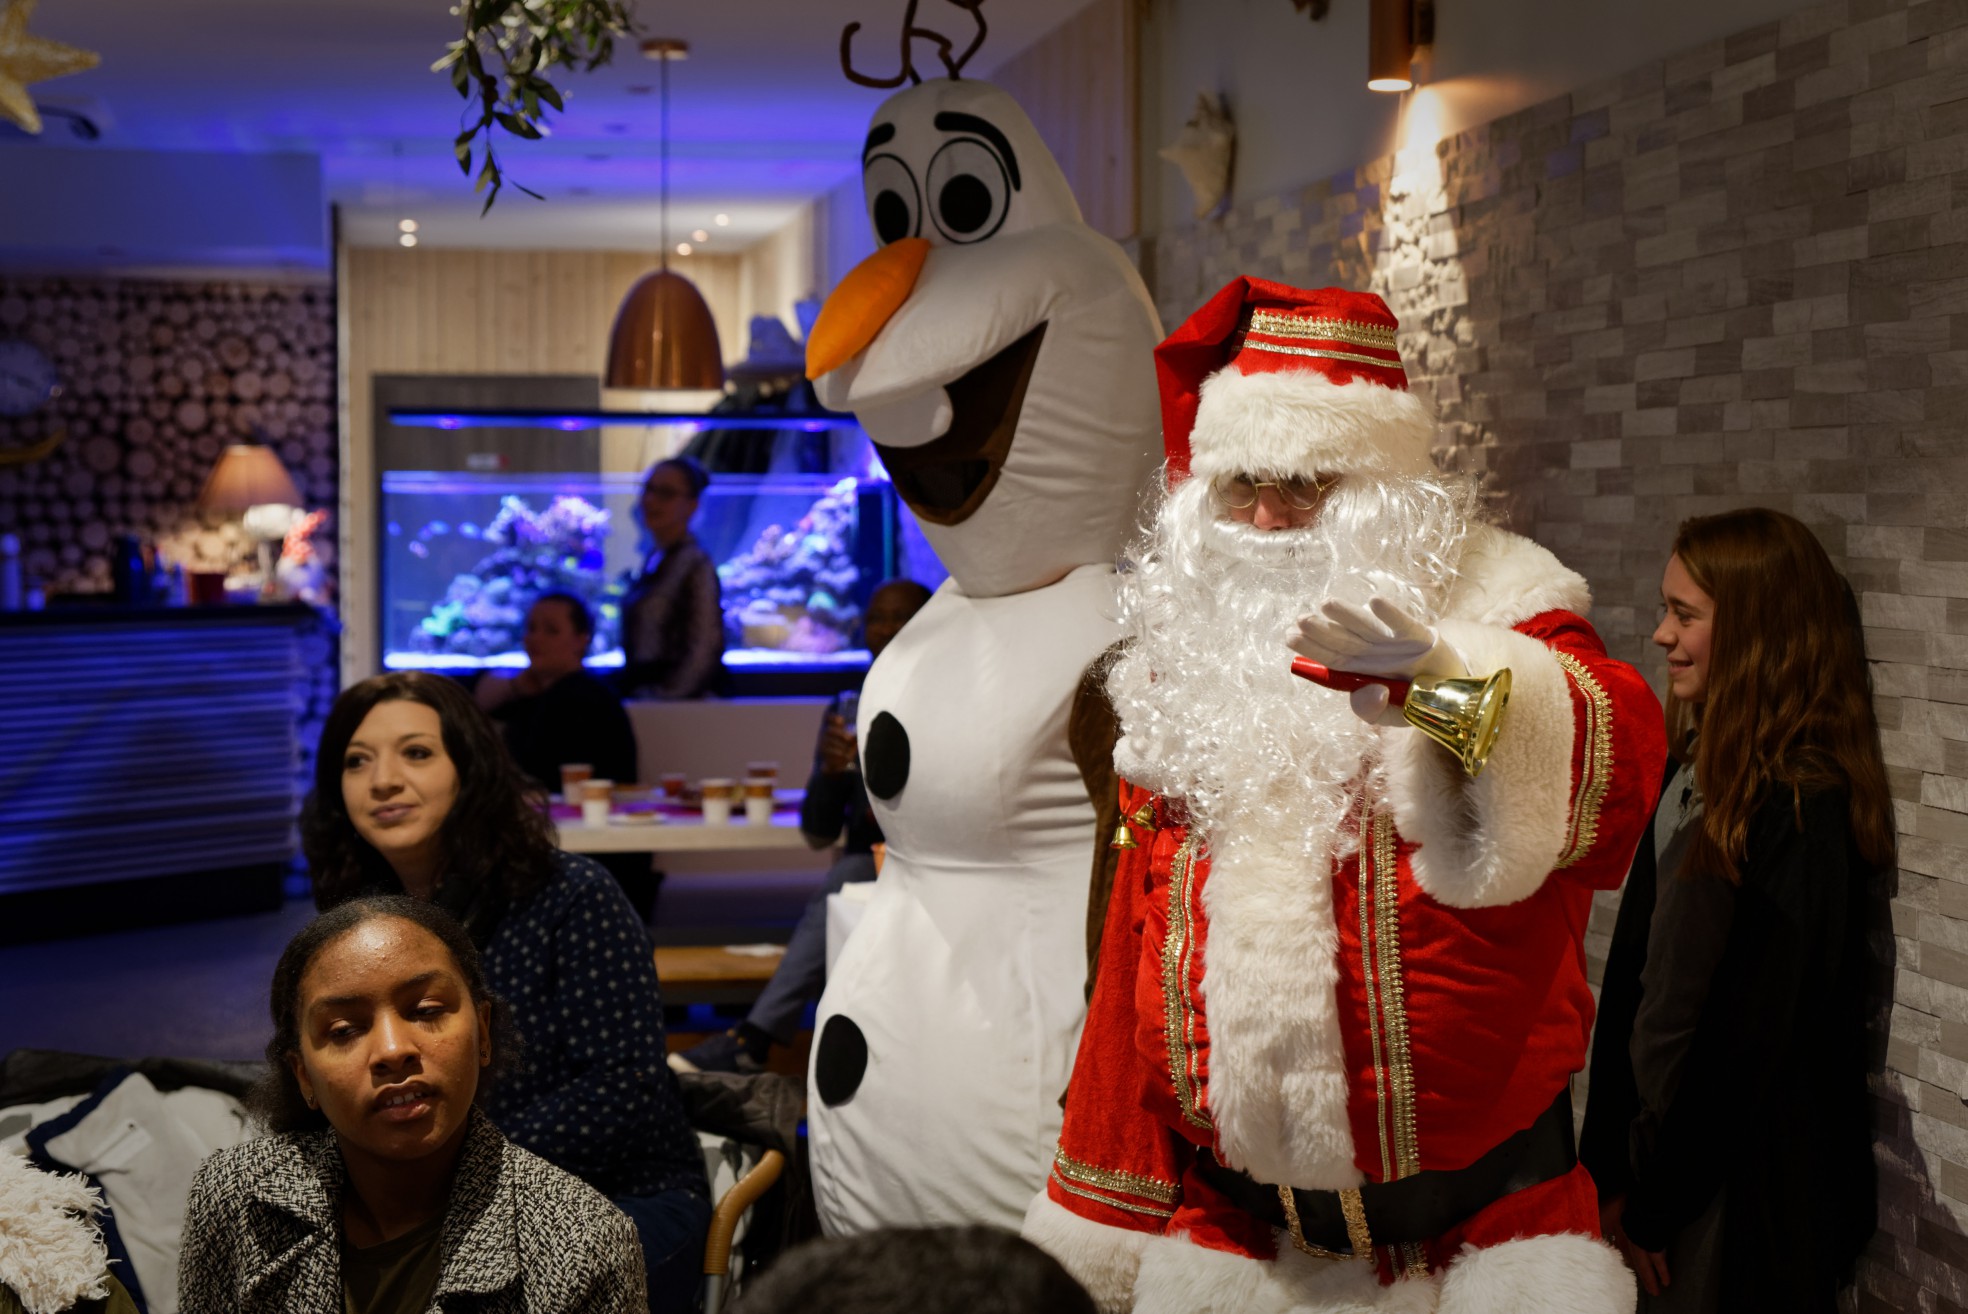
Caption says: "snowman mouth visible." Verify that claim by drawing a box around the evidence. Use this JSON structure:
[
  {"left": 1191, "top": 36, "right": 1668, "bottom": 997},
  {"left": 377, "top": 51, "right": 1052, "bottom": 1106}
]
[{"left": 873, "top": 322, "right": 1047, "bottom": 527}]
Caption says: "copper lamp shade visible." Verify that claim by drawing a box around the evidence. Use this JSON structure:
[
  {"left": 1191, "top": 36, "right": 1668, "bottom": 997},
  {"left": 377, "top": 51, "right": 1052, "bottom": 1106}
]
[
  {"left": 606, "top": 269, "right": 726, "bottom": 390},
  {"left": 1368, "top": 0, "right": 1416, "bottom": 92},
  {"left": 197, "top": 443, "right": 303, "bottom": 515}
]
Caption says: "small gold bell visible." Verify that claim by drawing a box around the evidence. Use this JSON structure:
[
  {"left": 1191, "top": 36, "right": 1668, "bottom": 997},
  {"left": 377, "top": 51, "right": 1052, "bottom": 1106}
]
[{"left": 1110, "top": 822, "right": 1140, "bottom": 851}]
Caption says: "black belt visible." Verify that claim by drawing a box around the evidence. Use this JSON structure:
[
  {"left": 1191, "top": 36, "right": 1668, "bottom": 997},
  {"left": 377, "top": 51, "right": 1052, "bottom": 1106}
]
[{"left": 1197, "top": 1088, "right": 1577, "bottom": 1255}]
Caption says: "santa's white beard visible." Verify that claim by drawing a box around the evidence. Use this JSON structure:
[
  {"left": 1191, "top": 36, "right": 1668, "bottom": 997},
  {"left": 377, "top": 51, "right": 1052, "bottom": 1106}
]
[{"left": 1108, "top": 470, "right": 1478, "bottom": 859}]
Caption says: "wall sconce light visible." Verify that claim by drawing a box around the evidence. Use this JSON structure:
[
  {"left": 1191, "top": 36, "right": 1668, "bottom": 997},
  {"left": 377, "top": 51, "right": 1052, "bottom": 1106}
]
[{"left": 1369, "top": 0, "right": 1435, "bottom": 93}]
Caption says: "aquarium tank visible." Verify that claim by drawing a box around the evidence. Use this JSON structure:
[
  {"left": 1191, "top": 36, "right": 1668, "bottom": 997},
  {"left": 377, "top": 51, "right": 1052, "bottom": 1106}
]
[{"left": 380, "top": 470, "right": 898, "bottom": 674}]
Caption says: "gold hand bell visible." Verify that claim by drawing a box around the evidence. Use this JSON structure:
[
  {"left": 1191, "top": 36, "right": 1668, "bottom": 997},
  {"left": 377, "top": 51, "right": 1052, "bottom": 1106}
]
[{"left": 1289, "top": 657, "right": 1512, "bottom": 779}]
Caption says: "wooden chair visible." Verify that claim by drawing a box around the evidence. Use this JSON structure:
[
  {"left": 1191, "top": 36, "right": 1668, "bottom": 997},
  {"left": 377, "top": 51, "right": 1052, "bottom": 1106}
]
[{"left": 701, "top": 1145, "right": 786, "bottom": 1312}]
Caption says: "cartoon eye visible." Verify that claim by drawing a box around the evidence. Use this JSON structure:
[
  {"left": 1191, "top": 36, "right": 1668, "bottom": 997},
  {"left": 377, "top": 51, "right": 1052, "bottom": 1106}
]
[
  {"left": 926, "top": 137, "right": 1011, "bottom": 243},
  {"left": 863, "top": 155, "right": 921, "bottom": 246}
]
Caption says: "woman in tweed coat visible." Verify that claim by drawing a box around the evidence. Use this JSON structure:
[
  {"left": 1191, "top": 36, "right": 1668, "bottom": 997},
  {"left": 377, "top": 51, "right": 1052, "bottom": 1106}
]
[{"left": 177, "top": 897, "right": 647, "bottom": 1314}]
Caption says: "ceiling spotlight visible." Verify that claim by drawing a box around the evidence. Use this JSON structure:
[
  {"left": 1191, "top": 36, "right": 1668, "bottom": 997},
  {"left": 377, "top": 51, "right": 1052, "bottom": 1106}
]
[
  {"left": 398, "top": 218, "right": 418, "bottom": 234},
  {"left": 692, "top": 229, "right": 709, "bottom": 242},
  {"left": 676, "top": 242, "right": 693, "bottom": 255},
  {"left": 399, "top": 233, "right": 419, "bottom": 248},
  {"left": 714, "top": 213, "right": 730, "bottom": 226}
]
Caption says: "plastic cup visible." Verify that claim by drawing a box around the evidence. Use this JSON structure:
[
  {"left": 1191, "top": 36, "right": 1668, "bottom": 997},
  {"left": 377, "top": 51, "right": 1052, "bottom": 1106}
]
[
  {"left": 700, "top": 777, "right": 734, "bottom": 826},
  {"left": 561, "top": 763, "right": 593, "bottom": 801},
  {"left": 743, "top": 777, "right": 774, "bottom": 825},
  {"left": 658, "top": 772, "right": 688, "bottom": 799},
  {"left": 578, "top": 778, "right": 614, "bottom": 826},
  {"left": 744, "top": 760, "right": 780, "bottom": 785}
]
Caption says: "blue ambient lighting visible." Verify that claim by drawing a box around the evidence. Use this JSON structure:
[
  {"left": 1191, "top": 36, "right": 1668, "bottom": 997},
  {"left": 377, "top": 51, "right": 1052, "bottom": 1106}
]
[{"left": 390, "top": 408, "right": 864, "bottom": 431}]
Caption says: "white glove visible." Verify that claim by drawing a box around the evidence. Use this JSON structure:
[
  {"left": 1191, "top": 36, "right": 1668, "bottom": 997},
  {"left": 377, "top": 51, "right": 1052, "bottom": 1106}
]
[{"left": 1287, "top": 597, "right": 1464, "bottom": 680}]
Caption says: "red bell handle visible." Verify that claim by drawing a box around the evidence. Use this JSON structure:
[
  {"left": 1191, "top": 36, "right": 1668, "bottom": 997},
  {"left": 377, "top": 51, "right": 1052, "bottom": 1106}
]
[{"left": 1289, "top": 657, "right": 1414, "bottom": 708}]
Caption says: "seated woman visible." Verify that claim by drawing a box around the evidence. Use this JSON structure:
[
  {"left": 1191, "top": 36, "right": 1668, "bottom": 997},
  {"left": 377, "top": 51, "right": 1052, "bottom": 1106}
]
[
  {"left": 303, "top": 671, "right": 709, "bottom": 1312},
  {"left": 177, "top": 895, "right": 645, "bottom": 1313},
  {"left": 619, "top": 457, "right": 724, "bottom": 700},
  {"left": 1582, "top": 508, "right": 1885, "bottom": 1312},
  {"left": 475, "top": 591, "right": 638, "bottom": 790}
]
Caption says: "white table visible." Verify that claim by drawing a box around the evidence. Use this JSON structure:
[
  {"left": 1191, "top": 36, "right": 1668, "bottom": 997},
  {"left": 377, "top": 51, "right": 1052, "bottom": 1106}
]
[{"left": 553, "top": 810, "right": 815, "bottom": 855}]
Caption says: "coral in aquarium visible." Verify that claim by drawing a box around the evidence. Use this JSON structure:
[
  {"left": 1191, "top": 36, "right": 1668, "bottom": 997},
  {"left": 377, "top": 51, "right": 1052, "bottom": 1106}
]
[
  {"left": 411, "top": 494, "right": 621, "bottom": 657},
  {"left": 718, "top": 477, "right": 863, "bottom": 653}
]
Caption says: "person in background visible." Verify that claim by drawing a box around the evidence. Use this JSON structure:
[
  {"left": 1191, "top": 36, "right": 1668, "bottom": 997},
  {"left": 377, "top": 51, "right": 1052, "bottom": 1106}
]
[
  {"left": 620, "top": 456, "right": 724, "bottom": 700},
  {"left": 1582, "top": 508, "right": 1886, "bottom": 1313},
  {"left": 673, "top": 577, "right": 933, "bottom": 1074},
  {"left": 303, "top": 671, "right": 709, "bottom": 1311},
  {"left": 176, "top": 896, "right": 645, "bottom": 1314},
  {"left": 476, "top": 591, "right": 638, "bottom": 789},
  {"left": 728, "top": 1226, "right": 1096, "bottom": 1314},
  {"left": 476, "top": 591, "right": 656, "bottom": 919}
]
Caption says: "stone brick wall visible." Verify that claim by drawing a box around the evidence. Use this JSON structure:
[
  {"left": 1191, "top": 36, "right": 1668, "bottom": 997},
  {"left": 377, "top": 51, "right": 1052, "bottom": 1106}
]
[{"left": 1145, "top": 0, "right": 1968, "bottom": 1306}]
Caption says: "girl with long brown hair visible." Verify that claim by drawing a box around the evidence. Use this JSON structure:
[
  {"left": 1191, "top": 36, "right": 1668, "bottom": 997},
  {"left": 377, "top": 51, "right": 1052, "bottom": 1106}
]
[{"left": 1582, "top": 508, "right": 1887, "bottom": 1312}]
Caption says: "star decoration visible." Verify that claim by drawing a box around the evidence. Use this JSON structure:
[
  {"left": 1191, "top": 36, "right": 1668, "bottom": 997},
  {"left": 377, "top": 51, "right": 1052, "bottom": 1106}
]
[{"left": 0, "top": 0, "right": 99, "bottom": 135}]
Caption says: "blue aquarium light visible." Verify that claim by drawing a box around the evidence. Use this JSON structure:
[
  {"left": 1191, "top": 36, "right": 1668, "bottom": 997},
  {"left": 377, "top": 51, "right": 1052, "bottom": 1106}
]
[{"left": 389, "top": 408, "right": 861, "bottom": 432}]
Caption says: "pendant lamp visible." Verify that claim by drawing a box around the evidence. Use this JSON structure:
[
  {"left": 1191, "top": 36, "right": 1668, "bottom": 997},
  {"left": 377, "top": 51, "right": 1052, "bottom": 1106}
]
[{"left": 606, "top": 37, "right": 724, "bottom": 390}]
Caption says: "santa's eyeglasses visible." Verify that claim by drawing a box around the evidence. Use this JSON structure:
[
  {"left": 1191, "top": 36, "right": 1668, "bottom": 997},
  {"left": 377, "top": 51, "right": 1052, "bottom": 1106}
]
[{"left": 1212, "top": 473, "right": 1337, "bottom": 511}]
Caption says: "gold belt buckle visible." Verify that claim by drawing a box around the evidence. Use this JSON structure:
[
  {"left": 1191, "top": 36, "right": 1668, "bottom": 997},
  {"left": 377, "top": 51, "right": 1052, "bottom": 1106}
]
[{"left": 1277, "top": 1184, "right": 1374, "bottom": 1262}]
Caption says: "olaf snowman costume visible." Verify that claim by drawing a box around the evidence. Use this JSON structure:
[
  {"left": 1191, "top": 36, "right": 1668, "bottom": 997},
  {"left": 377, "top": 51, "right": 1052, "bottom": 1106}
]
[{"left": 802, "top": 75, "right": 1164, "bottom": 1233}]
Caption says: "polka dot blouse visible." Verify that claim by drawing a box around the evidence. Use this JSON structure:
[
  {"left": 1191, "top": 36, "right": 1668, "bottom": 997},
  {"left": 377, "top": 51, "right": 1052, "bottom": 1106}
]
[{"left": 479, "top": 852, "right": 708, "bottom": 1202}]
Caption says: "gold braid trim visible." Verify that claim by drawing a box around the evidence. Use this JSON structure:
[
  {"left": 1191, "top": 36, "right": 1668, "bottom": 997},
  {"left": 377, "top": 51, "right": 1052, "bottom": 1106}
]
[
  {"left": 1227, "top": 339, "right": 1405, "bottom": 370},
  {"left": 1372, "top": 811, "right": 1420, "bottom": 1181},
  {"left": 1357, "top": 798, "right": 1393, "bottom": 1182},
  {"left": 1162, "top": 837, "right": 1212, "bottom": 1131},
  {"left": 1051, "top": 1175, "right": 1177, "bottom": 1220},
  {"left": 1245, "top": 310, "right": 1399, "bottom": 350},
  {"left": 1552, "top": 652, "right": 1613, "bottom": 869},
  {"left": 1052, "top": 1150, "right": 1178, "bottom": 1206}
]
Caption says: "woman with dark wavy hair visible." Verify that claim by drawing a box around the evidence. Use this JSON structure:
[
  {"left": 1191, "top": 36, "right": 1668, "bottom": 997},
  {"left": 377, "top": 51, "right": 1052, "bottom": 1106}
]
[
  {"left": 179, "top": 896, "right": 646, "bottom": 1313},
  {"left": 1582, "top": 508, "right": 1886, "bottom": 1313},
  {"left": 304, "top": 672, "right": 708, "bottom": 1312}
]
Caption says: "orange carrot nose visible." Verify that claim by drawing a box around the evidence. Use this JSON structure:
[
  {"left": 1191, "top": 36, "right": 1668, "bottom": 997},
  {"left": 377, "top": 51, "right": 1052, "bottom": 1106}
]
[{"left": 805, "top": 237, "right": 931, "bottom": 380}]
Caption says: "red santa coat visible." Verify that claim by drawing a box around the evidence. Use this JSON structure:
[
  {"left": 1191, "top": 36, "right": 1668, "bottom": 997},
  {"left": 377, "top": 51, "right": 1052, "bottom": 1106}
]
[{"left": 1025, "top": 528, "right": 1667, "bottom": 1314}]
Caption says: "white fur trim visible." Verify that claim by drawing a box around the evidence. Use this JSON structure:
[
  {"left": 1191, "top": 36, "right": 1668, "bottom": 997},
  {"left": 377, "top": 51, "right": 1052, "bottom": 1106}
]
[
  {"left": 1383, "top": 619, "right": 1575, "bottom": 909},
  {"left": 1199, "top": 834, "right": 1360, "bottom": 1189},
  {"left": 1440, "top": 527, "right": 1591, "bottom": 628},
  {"left": 1187, "top": 370, "right": 1436, "bottom": 482},
  {"left": 1437, "top": 1233, "right": 1636, "bottom": 1314},
  {"left": 0, "top": 1150, "right": 111, "bottom": 1314},
  {"left": 1133, "top": 1233, "right": 1438, "bottom": 1314},
  {"left": 1021, "top": 1190, "right": 1150, "bottom": 1314}
]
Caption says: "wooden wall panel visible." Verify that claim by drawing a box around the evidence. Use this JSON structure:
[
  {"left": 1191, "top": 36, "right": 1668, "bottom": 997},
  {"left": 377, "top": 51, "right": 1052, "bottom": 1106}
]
[{"left": 990, "top": 0, "right": 1140, "bottom": 242}]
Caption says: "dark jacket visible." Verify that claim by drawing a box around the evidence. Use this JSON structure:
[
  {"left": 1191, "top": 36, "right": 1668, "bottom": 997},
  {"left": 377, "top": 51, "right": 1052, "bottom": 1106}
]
[
  {"left": 489, "top": 669, "right": 639, "bottom": 789},
  {"left": 175, "top": 1111, "right": 646, "bottom": 1314},
  {"left": 1581, "top": 778, "right": 1877, "bottom": 1311},
  {"left": 618, "top": 535, "right": 723, "bottom": 700},
  {"left": 798, "top": 690, "right": 881, "bottom": 855}
]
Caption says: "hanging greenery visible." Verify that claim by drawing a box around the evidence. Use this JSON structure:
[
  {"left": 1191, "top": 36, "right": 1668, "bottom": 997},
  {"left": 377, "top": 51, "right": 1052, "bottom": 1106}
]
[{"left": 433, "top": 0, "right": 637, "bottom": 213}]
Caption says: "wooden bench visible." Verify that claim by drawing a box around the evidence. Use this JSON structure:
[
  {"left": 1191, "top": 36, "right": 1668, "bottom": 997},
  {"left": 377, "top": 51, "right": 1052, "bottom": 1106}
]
[{"left": 655, "top": 944, "right": 786, "bottom": 1007}]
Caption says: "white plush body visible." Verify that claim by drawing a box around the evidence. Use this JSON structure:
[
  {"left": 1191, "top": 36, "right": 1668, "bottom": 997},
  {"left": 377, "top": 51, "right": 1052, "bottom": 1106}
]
[
  {"left": 810, "top": 564, "right": 1121, "bottom": 1232},
  {"left": 807, "top": 76, "right": 1163, "bottom": 1234}
]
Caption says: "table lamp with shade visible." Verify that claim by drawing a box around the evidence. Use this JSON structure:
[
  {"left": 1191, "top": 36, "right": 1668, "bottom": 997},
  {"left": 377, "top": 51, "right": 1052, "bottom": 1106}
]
[{"left": 196, "top": 440, "right": 304, "bottom": 600}]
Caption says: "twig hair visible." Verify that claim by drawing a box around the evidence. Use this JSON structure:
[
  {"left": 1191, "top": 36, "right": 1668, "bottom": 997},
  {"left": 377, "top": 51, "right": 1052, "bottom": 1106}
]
[{"left": 841, "top": 0, "right": 988, "bottom": 89}]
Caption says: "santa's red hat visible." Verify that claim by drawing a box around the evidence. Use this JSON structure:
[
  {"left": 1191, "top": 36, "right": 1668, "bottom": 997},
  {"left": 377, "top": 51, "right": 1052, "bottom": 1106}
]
[{"left": 1154, "top": 277, "right": 1436, "bottom": 485}]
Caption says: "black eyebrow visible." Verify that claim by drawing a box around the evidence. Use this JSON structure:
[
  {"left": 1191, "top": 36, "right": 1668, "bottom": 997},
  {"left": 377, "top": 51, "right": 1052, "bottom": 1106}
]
[
  {"left": 933, "top": 112, "right": 1021, "bottom": 190},
  {"left": 311, "top": 971, "right": 447, "bottom": 1013},
  {"left": 863, "top": 122, "right": 896, "bottom": 162}
]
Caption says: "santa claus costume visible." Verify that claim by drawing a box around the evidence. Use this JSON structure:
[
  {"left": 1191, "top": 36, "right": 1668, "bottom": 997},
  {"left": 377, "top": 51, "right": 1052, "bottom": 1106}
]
[{"left": 1022, "top": 279, "right": 1667, "bottom": 1314}]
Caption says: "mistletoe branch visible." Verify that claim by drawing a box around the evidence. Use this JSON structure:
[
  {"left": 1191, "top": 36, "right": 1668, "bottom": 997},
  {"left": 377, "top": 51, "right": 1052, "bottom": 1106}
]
[{"left": 433, "top": 0, "right": 637, "bottom": 213}]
